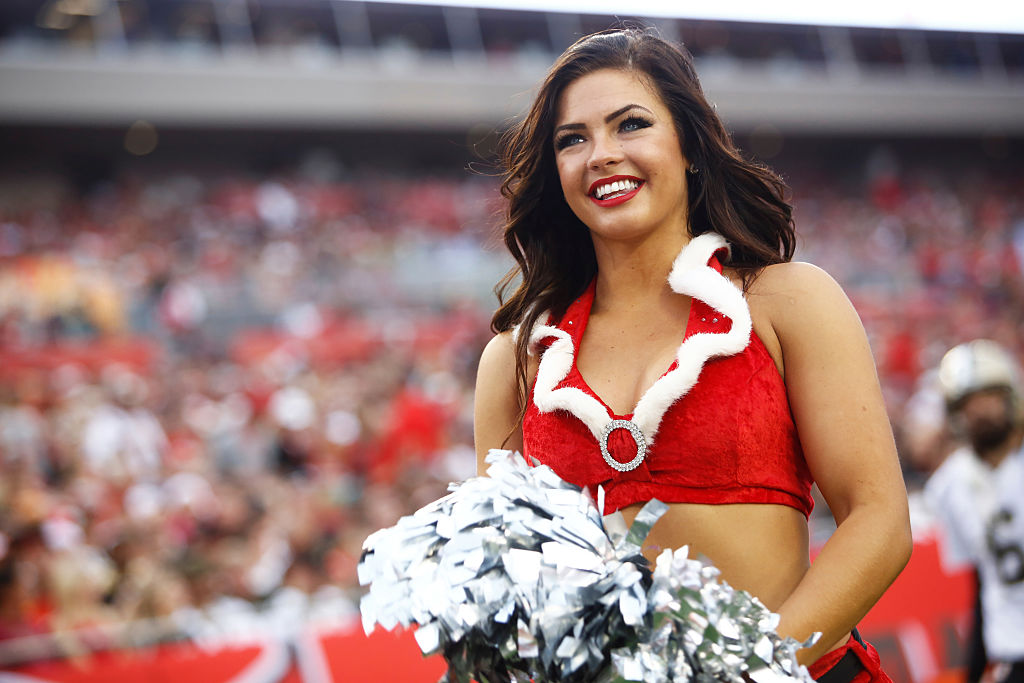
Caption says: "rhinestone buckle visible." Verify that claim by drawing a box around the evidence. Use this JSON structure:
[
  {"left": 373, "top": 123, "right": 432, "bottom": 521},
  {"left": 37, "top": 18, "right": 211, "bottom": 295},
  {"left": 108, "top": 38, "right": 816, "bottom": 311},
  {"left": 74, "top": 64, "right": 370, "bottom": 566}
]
[{"left": 599, "top": 419, "right": 647, "bottom": 472}]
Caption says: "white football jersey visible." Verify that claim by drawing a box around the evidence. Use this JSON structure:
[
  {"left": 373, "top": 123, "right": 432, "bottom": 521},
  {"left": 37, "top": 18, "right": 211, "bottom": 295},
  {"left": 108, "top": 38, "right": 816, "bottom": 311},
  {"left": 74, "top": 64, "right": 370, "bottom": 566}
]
[{"left": 924, "top": 444, "right": 1024, "bottom": 661}]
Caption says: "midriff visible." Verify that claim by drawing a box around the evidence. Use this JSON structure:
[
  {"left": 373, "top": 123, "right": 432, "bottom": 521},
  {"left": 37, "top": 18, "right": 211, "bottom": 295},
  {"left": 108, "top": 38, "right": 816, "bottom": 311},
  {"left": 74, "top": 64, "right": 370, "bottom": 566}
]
[
  {"left": 620, "top": 500, "right": 809, "bottom": 609},
  {"left": 620, "top": 499, "right": 850, "bottom": 658}
]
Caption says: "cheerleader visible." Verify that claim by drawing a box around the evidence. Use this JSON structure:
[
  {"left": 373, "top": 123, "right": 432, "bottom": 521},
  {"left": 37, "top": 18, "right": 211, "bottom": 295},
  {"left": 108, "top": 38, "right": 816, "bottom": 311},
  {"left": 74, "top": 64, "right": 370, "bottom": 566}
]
[{"left": 474, "top": 28, "right": 911, "bottom": 680}]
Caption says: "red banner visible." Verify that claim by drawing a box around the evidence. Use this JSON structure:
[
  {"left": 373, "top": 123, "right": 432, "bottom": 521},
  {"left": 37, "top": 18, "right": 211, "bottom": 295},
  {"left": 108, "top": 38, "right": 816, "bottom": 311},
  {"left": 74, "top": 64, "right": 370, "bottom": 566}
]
[
  {"left": 858, "top": 535, "right": 973, "bottom": 683},
  {"left": 2, "top": 639, "right": 289, "bottom": 683}
]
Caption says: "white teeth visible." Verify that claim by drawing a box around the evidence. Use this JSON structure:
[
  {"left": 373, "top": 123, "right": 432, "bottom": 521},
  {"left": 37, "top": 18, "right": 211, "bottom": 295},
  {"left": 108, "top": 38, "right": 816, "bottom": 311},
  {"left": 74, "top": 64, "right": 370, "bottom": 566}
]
[{"left": 595, "top": 179, "right": 639, "bottom": 199}]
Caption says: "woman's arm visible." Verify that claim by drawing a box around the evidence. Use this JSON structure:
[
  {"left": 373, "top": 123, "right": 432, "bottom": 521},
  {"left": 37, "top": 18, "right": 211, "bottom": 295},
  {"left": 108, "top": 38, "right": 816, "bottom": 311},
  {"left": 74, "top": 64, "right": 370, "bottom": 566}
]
[
  {"left": 761, "top": 262, "right": 912, "bottom": 664},
  {"left": 473, "top": 331, "right": 524, "bottom": 474}
]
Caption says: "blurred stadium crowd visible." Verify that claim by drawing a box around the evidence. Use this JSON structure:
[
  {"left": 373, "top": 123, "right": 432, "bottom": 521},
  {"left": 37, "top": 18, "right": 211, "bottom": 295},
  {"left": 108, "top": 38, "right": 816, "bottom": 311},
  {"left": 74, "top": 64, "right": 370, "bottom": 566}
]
[
  {"left": 0, "top": 145, "right": 1022, "bottom": 662},
  {"left": 0, "top": 166, "right": 502, "bottom": 658}
]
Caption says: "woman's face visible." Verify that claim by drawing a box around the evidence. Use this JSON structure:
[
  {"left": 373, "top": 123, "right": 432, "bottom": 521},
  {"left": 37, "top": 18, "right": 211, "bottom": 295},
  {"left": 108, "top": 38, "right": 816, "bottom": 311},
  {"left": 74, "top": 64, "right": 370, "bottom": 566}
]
[{"left": 553, "top": 68, "right": 690, "bottom": 244}]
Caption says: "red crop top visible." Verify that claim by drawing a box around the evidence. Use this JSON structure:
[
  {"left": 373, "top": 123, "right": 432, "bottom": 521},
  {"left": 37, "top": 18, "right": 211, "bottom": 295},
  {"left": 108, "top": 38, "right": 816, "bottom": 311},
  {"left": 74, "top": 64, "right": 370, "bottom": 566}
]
[{"left": 521, "top": 233, "right": 814, "bottom": 517}]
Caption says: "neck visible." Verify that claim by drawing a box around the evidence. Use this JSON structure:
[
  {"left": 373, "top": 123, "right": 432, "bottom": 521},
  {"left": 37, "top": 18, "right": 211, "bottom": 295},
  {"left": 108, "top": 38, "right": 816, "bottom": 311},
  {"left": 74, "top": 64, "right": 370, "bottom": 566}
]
[{"left": 591, "top": 232, "right": 691, "bottom": 312}]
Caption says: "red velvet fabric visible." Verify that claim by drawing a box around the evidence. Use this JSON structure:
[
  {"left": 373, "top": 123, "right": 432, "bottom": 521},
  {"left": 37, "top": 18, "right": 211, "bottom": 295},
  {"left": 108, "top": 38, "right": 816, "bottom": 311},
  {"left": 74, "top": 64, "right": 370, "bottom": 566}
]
[
  {"left": 808, "top": 634, "right": 893, "bottom": 682},
  {"left": 522, "top": 260, "right": 813, "bottom": 517}
]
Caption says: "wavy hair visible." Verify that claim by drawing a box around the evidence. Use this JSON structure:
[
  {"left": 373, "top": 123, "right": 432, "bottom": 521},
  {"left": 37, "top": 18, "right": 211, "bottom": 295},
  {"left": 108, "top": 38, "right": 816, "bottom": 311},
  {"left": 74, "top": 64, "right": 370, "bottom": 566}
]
[{"left": 491, "top": 27, "right": 796, "bottom": 421}]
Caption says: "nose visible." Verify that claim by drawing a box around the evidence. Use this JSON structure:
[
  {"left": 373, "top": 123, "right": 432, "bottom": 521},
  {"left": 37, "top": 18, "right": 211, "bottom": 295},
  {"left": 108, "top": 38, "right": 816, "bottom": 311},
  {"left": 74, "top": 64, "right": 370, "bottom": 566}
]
[{"left": 587, "top": 132, "right": 622, "bottom": 170}]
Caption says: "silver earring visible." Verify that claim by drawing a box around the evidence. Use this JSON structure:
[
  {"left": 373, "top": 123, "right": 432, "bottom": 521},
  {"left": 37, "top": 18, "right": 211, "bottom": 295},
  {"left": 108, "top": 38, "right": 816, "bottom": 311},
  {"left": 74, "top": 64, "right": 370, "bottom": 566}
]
[{"left": 688, "top": 165, "right": 699, "bottom": 174}]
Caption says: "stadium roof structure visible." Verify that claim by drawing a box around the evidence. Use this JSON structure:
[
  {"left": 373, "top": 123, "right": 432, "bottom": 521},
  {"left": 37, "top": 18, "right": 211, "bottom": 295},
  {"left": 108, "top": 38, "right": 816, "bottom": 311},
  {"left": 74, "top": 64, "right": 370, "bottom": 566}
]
[
  {"left": 0, "top": 0, "right": 1021, "bottom": 135},
  {"left": 367, "top": 0, "right": 1024, "bottom": 35}
]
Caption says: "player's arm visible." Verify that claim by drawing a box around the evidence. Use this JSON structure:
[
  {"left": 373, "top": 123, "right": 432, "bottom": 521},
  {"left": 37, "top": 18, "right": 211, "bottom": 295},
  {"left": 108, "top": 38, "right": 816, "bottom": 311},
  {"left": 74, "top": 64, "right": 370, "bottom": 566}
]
[
  {"left": 763, "top": 262, "right": 913, "bottom": 663},
  {"left": 473, "top": 331, "right": 523, "bottom": 474}
]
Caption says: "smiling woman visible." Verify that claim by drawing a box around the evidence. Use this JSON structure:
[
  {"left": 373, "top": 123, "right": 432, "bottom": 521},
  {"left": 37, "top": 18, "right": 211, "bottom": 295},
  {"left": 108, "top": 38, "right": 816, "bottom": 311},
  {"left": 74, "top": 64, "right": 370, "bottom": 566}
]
[{"left": 473, "top": 28, "right": 912, "bottom": 681}]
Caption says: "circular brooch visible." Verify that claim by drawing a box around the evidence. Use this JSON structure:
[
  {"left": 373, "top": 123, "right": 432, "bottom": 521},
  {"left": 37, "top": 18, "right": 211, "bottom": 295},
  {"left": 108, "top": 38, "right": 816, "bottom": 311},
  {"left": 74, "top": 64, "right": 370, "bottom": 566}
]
[{"left": 599, "top": 419, "right": 648, "bottom": 472}]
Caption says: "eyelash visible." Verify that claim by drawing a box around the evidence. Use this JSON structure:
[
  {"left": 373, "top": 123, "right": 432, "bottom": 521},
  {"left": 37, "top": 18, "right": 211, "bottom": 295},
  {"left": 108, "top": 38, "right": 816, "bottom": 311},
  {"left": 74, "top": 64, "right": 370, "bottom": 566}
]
[
  {"left": 554, "top": 115, "right": 654, "bottom": 151},
  {"left": 620, "top": 115, "right": 653, "bottom": 133},
  {"left": 554, "top": 133, "right": 583, "bottom": 151}
]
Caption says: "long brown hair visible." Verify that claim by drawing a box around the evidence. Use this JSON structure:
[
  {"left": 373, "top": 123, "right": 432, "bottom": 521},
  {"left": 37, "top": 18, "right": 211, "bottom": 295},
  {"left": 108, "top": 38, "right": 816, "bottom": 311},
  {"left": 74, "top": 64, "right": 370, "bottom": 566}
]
[{"left": 492, "top": 27, "right": 796, "bottom": 420}]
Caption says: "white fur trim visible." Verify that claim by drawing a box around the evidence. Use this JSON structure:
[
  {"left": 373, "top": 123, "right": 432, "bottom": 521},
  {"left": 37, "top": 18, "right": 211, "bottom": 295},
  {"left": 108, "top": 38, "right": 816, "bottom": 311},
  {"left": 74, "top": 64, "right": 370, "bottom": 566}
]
[
  {"left": 529, "top": 323, "right": 611, "bottom": 437},
  {"left": 635, "top": 232, "right": 752, "bottom": 440},
  {"left": 530, "top": 232, "right": 752, "bottom": 446}
]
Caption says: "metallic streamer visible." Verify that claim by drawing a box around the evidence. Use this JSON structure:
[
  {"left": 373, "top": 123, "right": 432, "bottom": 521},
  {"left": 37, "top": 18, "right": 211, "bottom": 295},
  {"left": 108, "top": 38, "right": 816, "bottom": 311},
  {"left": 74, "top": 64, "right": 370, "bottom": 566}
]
[{"left": 359, "top": 450, "right": 817, "bottom": 682}]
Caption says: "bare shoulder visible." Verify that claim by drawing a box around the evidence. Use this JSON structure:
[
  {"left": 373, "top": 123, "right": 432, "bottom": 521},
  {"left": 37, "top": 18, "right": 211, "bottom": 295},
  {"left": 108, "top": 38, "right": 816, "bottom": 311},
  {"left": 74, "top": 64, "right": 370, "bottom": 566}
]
[
  {"left": 748, "top": 260, "right": 845, "bottom": 302},
  {"left": 475, "top": 330, "right": 521, "bottom": 421},
  {"left": 478, "top": 329, "right": 517, "bottom": 375},
  {"left": 731, "top": 262, "right": 845, "bottom": 375},
  {"left": 479, "top": 328, "right": 540, "bottom": 382},
  {"left": 473, "top": 330, "right": 527, "bottom": 468},
  {"left": 747, "top": 261, "right": 857, "bottom": 333}
]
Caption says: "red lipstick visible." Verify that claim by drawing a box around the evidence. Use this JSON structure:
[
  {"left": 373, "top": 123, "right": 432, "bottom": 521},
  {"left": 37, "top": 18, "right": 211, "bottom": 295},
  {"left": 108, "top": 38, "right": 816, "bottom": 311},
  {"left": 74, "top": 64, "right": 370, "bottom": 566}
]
[{"left": 588, "top": 175, "right": 644, "bottom": 207}]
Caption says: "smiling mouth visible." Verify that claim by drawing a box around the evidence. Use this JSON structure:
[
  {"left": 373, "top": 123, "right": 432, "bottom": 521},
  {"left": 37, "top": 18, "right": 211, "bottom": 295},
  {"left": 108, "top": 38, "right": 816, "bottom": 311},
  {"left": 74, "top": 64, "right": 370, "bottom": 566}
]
[
  {"left": 591, "top": 177, "right": 643, "bottom": 200},
  {"left": 588, "top": 176, "right": 644, "bottom": 206}
]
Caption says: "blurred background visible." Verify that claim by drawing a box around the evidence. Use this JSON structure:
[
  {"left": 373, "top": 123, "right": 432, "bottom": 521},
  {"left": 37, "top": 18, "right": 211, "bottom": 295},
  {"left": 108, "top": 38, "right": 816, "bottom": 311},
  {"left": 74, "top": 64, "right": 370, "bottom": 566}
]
[{"left": 0, "top": 1, "right": 1022, "bottom": 681}]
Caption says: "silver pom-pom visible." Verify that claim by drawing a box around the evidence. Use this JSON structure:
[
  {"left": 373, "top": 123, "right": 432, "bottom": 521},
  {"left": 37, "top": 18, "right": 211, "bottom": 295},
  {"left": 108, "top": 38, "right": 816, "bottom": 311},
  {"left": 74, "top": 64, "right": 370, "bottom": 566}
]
[{"left": 358, "top": 450, "right": 817, "bottom": 682}]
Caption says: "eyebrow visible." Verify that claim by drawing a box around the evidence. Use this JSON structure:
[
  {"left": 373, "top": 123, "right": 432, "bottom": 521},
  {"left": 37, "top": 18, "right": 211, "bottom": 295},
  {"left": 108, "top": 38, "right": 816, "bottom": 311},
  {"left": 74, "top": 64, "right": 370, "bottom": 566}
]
[{"left": 553, "top": 104, "right": 654, "bottom": 135}]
